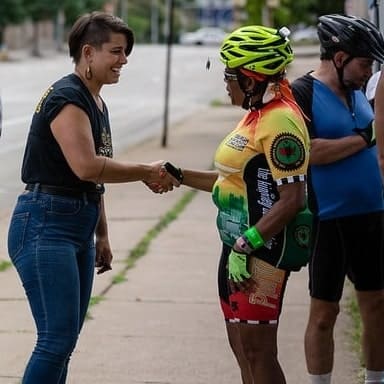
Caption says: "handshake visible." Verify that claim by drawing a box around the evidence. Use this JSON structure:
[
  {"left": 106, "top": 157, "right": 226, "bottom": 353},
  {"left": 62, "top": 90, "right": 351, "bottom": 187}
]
[{"left": 144, "top": 161, "right": 184, "bottom": 194}]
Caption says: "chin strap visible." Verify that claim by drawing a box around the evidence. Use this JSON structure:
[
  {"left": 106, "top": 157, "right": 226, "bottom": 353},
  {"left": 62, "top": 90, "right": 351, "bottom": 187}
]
[
  {"left": 240, "top": 81, "right": 269, "bottom": 110},
  {"left": 332, "top": 55, "right": 354, "bottom": 90}
]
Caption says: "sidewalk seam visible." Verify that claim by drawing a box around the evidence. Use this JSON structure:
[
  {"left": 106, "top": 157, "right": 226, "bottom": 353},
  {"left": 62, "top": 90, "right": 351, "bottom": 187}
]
[{"left": 88, "top": 189, "right": 198, "bottom": 313}]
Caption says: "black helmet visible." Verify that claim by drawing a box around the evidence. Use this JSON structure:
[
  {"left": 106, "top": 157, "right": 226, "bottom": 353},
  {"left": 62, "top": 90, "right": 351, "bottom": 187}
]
[{"left": 317, "top": 14, "right": 384, "bottom": 63}]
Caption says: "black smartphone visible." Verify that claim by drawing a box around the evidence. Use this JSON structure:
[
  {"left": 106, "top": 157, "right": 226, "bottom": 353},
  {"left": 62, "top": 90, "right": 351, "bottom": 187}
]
[{"left": 163, "top": 162, "right": 183, "bottom": 182}]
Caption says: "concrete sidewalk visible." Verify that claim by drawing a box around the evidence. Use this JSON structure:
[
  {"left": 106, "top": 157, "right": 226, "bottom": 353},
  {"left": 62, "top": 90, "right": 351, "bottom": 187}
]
[{"left": 0, "top": 103, "right": 360, "bottom": 384}]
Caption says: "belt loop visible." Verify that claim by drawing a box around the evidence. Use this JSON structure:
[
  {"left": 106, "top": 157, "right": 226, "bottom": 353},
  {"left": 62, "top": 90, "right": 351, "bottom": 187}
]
[{"left": 32, "top": 183, "right": 40, "bottom": 200}]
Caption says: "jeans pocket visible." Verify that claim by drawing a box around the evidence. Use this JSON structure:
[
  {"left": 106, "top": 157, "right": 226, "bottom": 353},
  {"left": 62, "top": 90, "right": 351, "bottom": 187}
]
[
  {"left": 48, "top": 196, "right": 82, "bottom": 215},
  {"left": 8, "top": 212, "right": 30, "bottom": 258}
]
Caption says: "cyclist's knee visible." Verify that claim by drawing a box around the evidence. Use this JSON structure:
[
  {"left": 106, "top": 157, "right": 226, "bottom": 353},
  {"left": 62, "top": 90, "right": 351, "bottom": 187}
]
[{"left": 309, "top": 299, "right": 339, "bottom": 330}]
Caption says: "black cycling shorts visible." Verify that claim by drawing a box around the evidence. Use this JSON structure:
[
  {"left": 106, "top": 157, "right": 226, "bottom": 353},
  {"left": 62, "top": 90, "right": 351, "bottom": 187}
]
[{"left": 309, "top": 211, "right": 384, "bottom": 301}]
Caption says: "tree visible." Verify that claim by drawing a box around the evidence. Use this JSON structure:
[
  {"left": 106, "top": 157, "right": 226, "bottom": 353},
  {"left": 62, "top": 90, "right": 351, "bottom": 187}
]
[
  {"left": 58, "top": 0, "right": 105, "bottom": 50},
  {"left": 21, "top": 0, "right": 105, "bottom": 56},
  {"left": 245, "top": 0, "right": 345, "bottom": 28},
  {"left": 0, "top": 0, "right": 25, "bottom": 51},
  {"left": 245, "top": 0, "right": 264, "bottom": 25},
  {"left": 22, "top": 0, "right": 57, "bottom": 56},
  {"left": 63, "top": 0, "right": 105, "bottom": 26},
  {"left": 311, "top": 0, "right": 345, "bottom": 16}
]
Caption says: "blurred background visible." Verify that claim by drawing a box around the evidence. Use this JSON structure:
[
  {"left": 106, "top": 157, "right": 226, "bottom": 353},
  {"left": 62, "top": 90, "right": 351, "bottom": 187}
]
[
  {"left": 0, "top": 0, "right": 374, "bottom": 58},
  {"left": 0, "top": 0, "right": 378, "bottom": 210}
]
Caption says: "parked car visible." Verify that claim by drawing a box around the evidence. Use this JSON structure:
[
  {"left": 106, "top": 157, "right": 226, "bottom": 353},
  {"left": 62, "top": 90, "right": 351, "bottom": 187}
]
[
  {"left": 290, "top": 26, "right": 319, "bottom": 44},
  {"left": 179, "top": 27, "right": 227, "bottom": 45}
]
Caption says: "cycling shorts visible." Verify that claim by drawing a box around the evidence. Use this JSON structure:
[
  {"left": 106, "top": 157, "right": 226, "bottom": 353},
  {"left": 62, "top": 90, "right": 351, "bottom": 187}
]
[
  {"left": 218, "top": 244, "right": 289, "bottom": 324},
  {"left": 309, "top": 211, "right": 384, "bottom": 302}
]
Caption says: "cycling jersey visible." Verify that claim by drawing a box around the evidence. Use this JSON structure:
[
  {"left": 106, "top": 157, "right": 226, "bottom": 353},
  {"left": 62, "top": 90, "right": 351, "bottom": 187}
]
[
  {"left": 292, "top": 74, "right": 384, "bottom": 219},
  {"left": 212, "top": 92, "right": 310, "bottom": 322},
  {"left": 212, "top": 97, "right": 310, "bottom": 264}
]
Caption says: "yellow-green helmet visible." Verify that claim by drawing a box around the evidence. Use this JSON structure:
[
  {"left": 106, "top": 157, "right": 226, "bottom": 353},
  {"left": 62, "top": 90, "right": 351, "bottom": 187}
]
[{"left": 220, "top": 25, "right": 294, "bottom": 75}]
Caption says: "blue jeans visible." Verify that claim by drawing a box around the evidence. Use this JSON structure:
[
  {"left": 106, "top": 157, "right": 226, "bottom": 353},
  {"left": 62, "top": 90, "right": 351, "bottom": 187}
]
[{"left": 8, "top": 188, "right": 100, "bottom": 384}]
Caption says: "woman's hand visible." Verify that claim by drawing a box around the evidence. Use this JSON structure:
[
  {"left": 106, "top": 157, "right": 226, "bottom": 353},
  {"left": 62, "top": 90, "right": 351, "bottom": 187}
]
[
  {"left": 143, "top": 161, "right": 182, "bottom": 193},
  {"left": 95, "top": 235, "right": 113, "bottom": 274}
]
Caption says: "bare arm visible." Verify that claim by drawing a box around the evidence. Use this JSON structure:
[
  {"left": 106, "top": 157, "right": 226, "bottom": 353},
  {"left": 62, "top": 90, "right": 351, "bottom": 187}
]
[
  {"left": 255, "top": 181, "right": 306, "bottom": 241},
  {"left": 374, "top": 70, "right": 384, "bottom": 175},
  {"left": 310, "top": 136, "right": 367, "bottom": 165},
  {"left": 181, "top": 169, "right": 219, "bottom": 192},
  {"left": 50, "top": 104, "right": 178, "bottom": 188}
]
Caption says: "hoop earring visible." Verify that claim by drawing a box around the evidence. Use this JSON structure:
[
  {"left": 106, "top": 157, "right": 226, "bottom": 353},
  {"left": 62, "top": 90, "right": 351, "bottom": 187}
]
[{"left": 85, "top": 66, "right": 92, "bottom": 80}]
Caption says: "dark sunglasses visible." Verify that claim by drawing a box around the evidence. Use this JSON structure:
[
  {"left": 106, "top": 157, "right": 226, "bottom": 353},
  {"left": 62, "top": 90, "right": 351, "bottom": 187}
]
[{"left": 224, "top": 71, "right": 238, "bottom": 82}]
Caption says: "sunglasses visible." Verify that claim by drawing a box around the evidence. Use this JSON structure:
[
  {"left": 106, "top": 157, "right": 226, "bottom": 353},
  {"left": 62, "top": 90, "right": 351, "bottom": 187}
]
[{"left": 224, "top": 71, "right": 238, "bottom": 82}]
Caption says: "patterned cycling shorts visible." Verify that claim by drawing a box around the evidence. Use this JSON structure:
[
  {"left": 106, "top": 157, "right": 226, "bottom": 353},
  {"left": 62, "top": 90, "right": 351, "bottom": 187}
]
[{"left": 218, "top": 244, "right": 289, "bottom": 324}]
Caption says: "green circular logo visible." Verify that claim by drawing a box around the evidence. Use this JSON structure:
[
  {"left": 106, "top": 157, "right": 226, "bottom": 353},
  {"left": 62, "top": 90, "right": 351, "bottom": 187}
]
[
  {"left": 294, "top": 224, "right": 310, "bottom": 248},
  {"left": 271, "top": 133, "right": 305, "bottom": 171}
]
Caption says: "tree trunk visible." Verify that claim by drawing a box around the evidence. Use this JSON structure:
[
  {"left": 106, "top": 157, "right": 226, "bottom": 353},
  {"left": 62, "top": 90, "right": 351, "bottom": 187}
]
[{"left": 31, "top": 22, "right": 41, "bottom": 57}]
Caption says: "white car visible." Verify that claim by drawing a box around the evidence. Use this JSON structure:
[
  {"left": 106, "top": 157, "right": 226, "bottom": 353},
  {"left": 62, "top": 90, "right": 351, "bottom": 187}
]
[{"left": 179, "top": 27, "right": 227, "bottom": 46}]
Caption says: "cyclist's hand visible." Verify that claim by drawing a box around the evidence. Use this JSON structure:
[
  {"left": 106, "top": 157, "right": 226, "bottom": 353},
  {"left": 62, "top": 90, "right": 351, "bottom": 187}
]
[
  {"left": 228, "top": 249, "right": 251, "bottom": 283},
  {"left": 353, "top": 120, "right": 376, "bottom": 147}
]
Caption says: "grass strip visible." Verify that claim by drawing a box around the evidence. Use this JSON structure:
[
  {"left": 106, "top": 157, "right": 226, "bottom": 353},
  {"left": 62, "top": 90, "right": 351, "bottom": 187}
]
[
  {"left": 346, "top": 292, "right": 365, "bottom": 383},
  {"left": 88, "top": 189, "right": 198, "bottom": 314},
  {"left": 0, "top": 260, "right": 12, "bottom": 272}
]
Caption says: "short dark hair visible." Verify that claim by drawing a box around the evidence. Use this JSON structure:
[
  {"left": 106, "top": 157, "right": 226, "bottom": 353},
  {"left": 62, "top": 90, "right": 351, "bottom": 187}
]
[{"left": 68, "top": 11, "right": 134, "bottom": 63}]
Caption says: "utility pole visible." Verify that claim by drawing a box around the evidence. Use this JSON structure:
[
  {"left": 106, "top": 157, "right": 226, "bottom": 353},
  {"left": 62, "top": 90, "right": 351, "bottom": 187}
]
[{"left": 161, "top": 0, "right": 175, "bottom": 147}]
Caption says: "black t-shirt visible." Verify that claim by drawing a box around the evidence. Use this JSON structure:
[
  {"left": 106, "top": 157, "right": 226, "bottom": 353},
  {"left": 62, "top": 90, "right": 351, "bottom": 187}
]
[{"left": 22, "top": 74, "right": 113, "bottom": 191}]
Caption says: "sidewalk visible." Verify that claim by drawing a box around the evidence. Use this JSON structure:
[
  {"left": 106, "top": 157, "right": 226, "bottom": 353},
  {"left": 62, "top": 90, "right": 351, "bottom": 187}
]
[{"left": 0, "top": 103, "right": 360, "bottom": 383}]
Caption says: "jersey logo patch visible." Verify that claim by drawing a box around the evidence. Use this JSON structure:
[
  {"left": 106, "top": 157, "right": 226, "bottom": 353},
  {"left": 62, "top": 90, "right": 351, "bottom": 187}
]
[
  {"left": 294, "top": 224, "right": 310, "bottom": 248},
  {"left": 226, "top": 134, "right": 249, "bottom": 151},
  {"left": 270, "top": 133, "right": 305, "bottom": 171}
]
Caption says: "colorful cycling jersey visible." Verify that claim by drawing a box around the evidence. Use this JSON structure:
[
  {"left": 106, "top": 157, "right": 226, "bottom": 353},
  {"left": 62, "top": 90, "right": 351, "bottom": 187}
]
[
  {"left": 292, "top": 74, "right": 384, "bottom": 219},
  {"left": 212, "top": 98, "right": 310, "bottom": 253}
]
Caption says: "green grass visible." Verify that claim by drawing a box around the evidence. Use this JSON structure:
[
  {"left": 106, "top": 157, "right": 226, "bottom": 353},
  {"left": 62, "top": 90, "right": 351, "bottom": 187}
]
[
  {"left": 346, "top": 289, "right": 365, "bottom": 383},
  {"left": 210, "top": 98, "right": 225, "bottom": 107},
  {"left": 123, "top": 189, "right": 197, "bottom": 268},
  {"left": 0, "top": 260, "right": 12, "bottom": 272},
  {"left": 86, "top": 189, "right": 198, "bottom": 318},
  {"left": 86, "top": 296, "right": 105, "bottom": 320}
]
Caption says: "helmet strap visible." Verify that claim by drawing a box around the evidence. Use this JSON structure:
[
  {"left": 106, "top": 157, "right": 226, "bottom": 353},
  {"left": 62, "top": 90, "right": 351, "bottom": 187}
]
[
  {"left": 332, "top": 55, "right": 354, "bottom": 90},
  {"left": 238, "top": 74, "right": 269, "bottom": 110}
]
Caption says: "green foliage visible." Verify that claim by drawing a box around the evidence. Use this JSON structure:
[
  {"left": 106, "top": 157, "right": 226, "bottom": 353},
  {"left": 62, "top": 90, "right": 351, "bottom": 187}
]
[
  {"left": 0, "top": 0, "right": 25, "bottom": 46},
  {"left": 311, "top": 0, "right": 345, "bottom": 15},
  {"left": 127, "top": 2, "right": 153, "bottom": 43},
  {"left": 245, "top": 0, "right": 264, "bottom": 25},
  {"left": 277, "top": 0, "right": 317, "bottom": 25},
  {"left": 63, "top": 0, "right": 105, "bottom": 26},
  {"left": 0, "top": 0, "right": 25, "bottom": 29},
  {"left": 245, "top": 0, "right": 345, "bottom": 28},
  {"left": 22, "top": 0, "right": 57, "bottom": 22}
]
